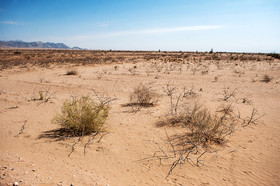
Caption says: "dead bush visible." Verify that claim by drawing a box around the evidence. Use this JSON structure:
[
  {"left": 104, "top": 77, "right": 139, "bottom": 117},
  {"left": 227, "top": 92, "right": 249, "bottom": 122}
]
[
  {"left": 221, "top": 87, "right": 237, "bottom": 102},
  {"left": 129, "top": 83, "right": 158, "bottom": 107},
  {"left": 260, "top": 74, "right": 272, "bottom": 83},
  {"left": 52, "top": 96, "right": 108, "bottom": 136},
  {"left": 29, "top": 87, "right": 56, "bottom": 103},
  {"left": 66, "top": 69, "right": 78, "bottom": 75},
  {"left": 161, "top": 102, "right": 236, "bottom": 147}
]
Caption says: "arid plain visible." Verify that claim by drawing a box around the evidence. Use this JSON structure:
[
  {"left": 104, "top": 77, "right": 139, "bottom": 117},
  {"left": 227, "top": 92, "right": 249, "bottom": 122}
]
[{"left": 0, "top": 49, "right": 280, "bottom": 185}]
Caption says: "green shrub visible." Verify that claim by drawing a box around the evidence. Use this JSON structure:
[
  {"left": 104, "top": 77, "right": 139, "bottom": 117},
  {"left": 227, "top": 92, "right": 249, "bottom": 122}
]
[{"left": 52, "top": 96, "right": 108, "bottom": 136}]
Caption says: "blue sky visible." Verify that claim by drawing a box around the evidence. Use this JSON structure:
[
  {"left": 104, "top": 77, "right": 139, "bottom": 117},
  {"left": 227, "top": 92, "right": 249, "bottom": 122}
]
[{"left": 0, "top": 0, "right": 279, "bottom": 52}]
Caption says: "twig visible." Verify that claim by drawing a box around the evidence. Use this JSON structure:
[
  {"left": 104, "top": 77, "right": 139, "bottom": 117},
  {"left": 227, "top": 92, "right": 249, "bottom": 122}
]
[
  {"left": 242, "top": 108, "right": 263, "bottom": 127},
  {"left": 8, "top": 106, "right": 19, "bottom": 109},
  {"left": 91, "top": 89, "right": 117, "bottom": 108},
  {"left": 83, "top": 123, "right": 105, "bottom": 156},
  {"left": 164, "top": 128, "right": 176, "bottom": 158},
  {"left": 153, "top": 140, "right": 168, "bottom": 157},
  {"left": 17, "top": 120, "right": 27, "bottom": 135},
  {"left": 166, "top": 159, "right": 180, "bottom": 179},
  {"left": 222, "top": 88, "right": 237, "bottom": 102},
  {"left": 97, "top": 132, "right": 109, "bottom": 143},
  {"left": 44, "top": 87, "right": 57, "bottom": 103},
  {"left": 196, "top": 151, "right": 207, "bottom": 166},
  {"left": 68, "top": 136, "right": 81, "bottom": 157}
]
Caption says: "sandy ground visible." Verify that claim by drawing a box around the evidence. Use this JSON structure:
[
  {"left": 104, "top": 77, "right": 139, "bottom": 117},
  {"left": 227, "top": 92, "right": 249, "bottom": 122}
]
[{"left": 0, "top": 52, "right": 280, "bottom": 185}]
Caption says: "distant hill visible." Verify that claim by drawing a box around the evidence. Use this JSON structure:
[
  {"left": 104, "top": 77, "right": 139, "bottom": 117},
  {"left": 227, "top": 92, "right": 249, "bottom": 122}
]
[{"left": 0, "top": 40, "right": 81, "bottom": 49}]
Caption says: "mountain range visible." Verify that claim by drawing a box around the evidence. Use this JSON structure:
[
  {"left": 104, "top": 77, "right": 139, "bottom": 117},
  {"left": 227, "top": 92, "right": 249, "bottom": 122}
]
[{"left": 0, "top": 40, "right": 82, "bottom": 49}]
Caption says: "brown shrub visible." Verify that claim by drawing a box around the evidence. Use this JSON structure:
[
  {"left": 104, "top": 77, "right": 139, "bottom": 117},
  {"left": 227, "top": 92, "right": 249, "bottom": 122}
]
[{"left": 129, "top": 83, "right": 158, "bottom": 107}]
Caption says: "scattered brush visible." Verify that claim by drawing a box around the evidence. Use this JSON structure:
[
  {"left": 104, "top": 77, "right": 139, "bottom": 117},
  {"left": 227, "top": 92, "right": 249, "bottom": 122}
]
[
  {"left": 151, "top": 102, "right": 239, "bottom": 178},
  {"left": 267, "top": 53, "right": 280, "bottom": 59}
]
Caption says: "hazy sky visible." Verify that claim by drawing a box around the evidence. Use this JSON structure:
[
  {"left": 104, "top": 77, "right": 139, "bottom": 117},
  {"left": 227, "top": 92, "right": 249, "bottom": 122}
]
[{"left": 0, "top": 0, "right": 279, "bottom": 52}]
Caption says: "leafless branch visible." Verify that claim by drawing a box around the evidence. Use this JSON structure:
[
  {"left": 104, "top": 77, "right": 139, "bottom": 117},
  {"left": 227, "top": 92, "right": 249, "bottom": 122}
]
[
  {"left": 68, "top": 136, "right": 81, "bottom": 157},
  {"left": 242, "top": 108, "right": 263, "bottom": 127},
  {"left": 16, "top": 120, "right": 27, "bottom": 136}
]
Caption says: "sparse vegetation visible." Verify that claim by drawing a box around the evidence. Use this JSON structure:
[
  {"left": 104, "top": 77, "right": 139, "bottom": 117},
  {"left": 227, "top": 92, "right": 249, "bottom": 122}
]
[
  {"left": 1, "top": 48, "right": 277, "bottom": 185},
  {"left": 221, "top": 88, "right": 237, "bottom": 102},
  {"left": 242, "top": 108, "right": 263, "bottom": 127},
  {"left": 66, "top": 69, "right": 78, "bottom": 75},
  {"left": 29, "top": 87, "right": 56, "bottom": 103},
  {"left": 129, "top": 83, "right": 158, "bottom": 107},
  {"left": 52, "top": 96, "right": 108, "bottom": 136},
  {"left": 260, "top": 74, "right": 272, "bottom": 83},
  {"left": 161, "top": 102, "right": 236, "bottom": 146},
  {"left": 151, "top": 101, "right": 239, "bottom": 178},
  {"left": 96, "top": 70, "right": 106, "bottom": 79},
  {"left": 267, "top": 53, "right": 280, "bottom": 59}
]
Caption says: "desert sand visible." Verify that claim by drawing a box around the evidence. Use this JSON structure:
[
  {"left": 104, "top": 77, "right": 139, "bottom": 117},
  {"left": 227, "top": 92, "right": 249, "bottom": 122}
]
[{"left": 0, "top": 49, "right": 280, "bottom": 185}]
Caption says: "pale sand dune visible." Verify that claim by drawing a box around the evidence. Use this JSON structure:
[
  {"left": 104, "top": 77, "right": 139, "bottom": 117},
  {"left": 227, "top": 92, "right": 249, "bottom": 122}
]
[{"left": 0, "top": 50, "right": 280, "bottom": 185}]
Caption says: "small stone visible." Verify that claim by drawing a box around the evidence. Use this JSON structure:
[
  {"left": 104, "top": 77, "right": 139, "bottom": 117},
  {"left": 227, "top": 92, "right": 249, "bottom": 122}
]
[
  {"left": 70, "top": 184, "right": 74, "bottom": 186},
  {"left": 13, "top": 182, "right": 18, "bottom": 186},
  {"left": 19, "top": 180, "right": 23, "bottom": 182},
  {"left": 48, "top": 177, "right": 52, "bottom": 179},
  {"left": 32, "top": 169, "right": 35, "bottom": 172}
]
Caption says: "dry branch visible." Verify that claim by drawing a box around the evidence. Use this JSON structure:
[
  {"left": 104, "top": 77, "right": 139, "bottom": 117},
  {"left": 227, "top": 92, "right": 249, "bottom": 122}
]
[
  {"left": 68, "top": 136, "right": 81, "bottom": 157},
  {"left": 16, "top": 120, "right": 27, "bottom": 136},
  {"left": 242, "top": 108, "right": 263, "bottom": 127}
]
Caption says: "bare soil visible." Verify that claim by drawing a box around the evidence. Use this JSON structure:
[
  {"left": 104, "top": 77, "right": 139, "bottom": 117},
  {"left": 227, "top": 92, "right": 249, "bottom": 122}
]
[{"left": 0, "top": 49, "right": 280, "bottom": 185}]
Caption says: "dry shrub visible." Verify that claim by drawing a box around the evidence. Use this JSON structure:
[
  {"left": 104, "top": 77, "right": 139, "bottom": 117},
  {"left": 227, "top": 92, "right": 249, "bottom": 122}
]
[
  {"left": 66, "top": 69, "right": 78, "bottom": 75},
  {"left": 260, "top": 74, "right": 272, "bottom": 83},
  {"left": 162, "top": 103, "right": 236, "bottom": 147},
  {"left": 29, "top": 88, "right": 56, "bottom": 103},
  {"left": 52, "top": 96, "right": 108, "bottom": 136},
  {"left": 129, "top": 83, "right": 158, "bottom": 107}
]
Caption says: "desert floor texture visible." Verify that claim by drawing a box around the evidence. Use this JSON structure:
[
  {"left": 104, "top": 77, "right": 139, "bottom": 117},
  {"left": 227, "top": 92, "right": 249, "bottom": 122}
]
[{"left": 0, "top": 49, "right": 280, "bottom": 185}]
